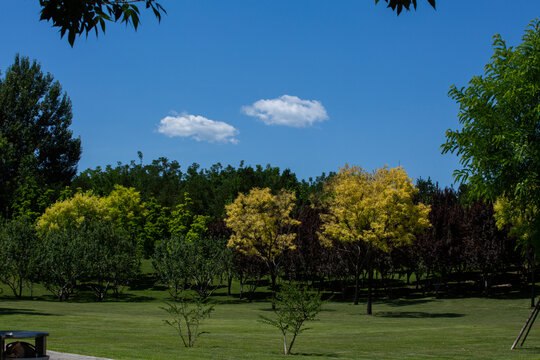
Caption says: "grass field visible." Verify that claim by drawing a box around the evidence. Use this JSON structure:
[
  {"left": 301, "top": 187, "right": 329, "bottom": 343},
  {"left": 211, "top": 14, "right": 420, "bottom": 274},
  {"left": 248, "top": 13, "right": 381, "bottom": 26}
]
[{"left": 1, "top": 284, "right": 539, "bottom": 360}]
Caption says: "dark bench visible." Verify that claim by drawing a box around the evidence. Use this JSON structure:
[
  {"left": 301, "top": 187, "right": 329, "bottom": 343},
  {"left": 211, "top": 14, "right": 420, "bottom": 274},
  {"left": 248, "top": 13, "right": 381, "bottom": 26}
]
[{"left": 0, "top": 331, "right": 49, "bottom": 360}]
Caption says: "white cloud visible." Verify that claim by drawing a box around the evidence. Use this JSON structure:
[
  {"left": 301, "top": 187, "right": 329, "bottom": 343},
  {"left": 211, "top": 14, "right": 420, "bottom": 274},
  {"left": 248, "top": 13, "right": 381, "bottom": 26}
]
[
  {"left": 242, "top": 95, "right": 329, "bottom": 127},
  {"left": 157, "top": 113, "right": 239, "bottom": 144}
]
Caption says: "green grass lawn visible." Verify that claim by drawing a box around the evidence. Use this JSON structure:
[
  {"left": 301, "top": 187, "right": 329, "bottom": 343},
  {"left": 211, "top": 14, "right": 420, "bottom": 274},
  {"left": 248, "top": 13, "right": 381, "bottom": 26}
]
[{"left": 1, "top": 288, "right": 539, "bottom": 360}]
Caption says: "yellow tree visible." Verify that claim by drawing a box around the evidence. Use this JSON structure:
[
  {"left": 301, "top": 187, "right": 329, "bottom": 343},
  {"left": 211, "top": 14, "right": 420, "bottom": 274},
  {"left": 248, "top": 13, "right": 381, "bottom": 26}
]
[
  {"left": 225, "top": 187, "right": 300, "bottom": 299},
  {"left": 319, "top": 165, "right": 430, "bottom": 314},
  {"left": 36, "top": 191, "right": 108, "bottom": 235}
]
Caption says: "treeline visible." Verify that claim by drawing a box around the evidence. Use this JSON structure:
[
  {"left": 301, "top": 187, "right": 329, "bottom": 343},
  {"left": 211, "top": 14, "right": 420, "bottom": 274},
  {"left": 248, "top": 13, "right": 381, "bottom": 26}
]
[{"left": 0, "top": 156, "right": 533, "bottom": 304}]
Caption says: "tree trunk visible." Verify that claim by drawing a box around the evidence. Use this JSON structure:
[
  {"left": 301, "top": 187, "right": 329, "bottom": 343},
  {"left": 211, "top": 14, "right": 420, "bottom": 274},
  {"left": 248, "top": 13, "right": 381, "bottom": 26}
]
[
  {"left": 354, "top": 267, "right": 360, "bottom": 306},
  {"left": 531, "top": 255, "right": 536, "bottom": 308},
  {"left": 270, "top": 269, "right": 277, "bottom": 310},
  {"left": 227, "top": 275, "right": 232, "bottom": 296},
  {"left": 367, "top": 266, "right": 373, "bottom": 315}
]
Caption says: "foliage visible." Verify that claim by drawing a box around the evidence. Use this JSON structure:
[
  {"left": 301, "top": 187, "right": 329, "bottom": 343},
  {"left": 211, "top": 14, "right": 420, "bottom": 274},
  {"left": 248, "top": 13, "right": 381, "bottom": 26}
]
[
  {"left": 169, "top": 194, "right": 209, "bottom": 242},
  {"left": 187, "top": 236, "right": 231, "bottom": 300},
  {"left": 81, "top": 219, "right": 139, "bottom": 300},
  {"left": 0, "top": 217, "right": 40, "bottom": 298},
  {"left": 153, "top": 235, "right": 230, "bottom": 300},
  {"left": 464, "top": 200, "right": 514, "bottom": 294},
  {"left": 0, "top": 55, "right": 81, "bottom": 219},
  {"left": 494, "top": 197, "right": 539, "bottom": 253},
  {"left": 36, "top": 191, "right": 108, "bottom": 235},
  {"left": 260, "top": 283, "right": 322, "bottom": 355},
  {"left": 442, "top": 20, "right": 540, "bottom": 251},
  {"left": 74, "top": 156, "right": 184, "bottom": 208},
  {"left": 375, "top": 0, "right": 436, "bottom": 15},
  {"left": 74, "top": 157, "right": 301, "bottom": 220},
  {"left": 414, "top": 187, "right": 466, "bottom": 290},
  {"left": 225, "top": 188, "right": 300, "bottom": 297},
  {"left": 162, "top": 296, "right": 214, "bottom": 348},
  {"left": 36, "top": 188, "right": 142, "bottom": 300},
  {"left": 39, "top": 0, "right": 166, "bottom": 46},
  {"left": 153, "top": 235, "right": 191, "bottom": 300},
  {"left": 39, "top": 225, "right": 88, "bottom": 301},
  {"left": 226, "top": 188, "right": 299, "bottom": 260},
  {"left": 142, "top": 197, "right": 170, "bottom": 257},
  {"left": 319, "top": 165, "right": 430, "bottom": 313},
  {"left": 105, "top": 184, "right": 147, "bottom": 253}
]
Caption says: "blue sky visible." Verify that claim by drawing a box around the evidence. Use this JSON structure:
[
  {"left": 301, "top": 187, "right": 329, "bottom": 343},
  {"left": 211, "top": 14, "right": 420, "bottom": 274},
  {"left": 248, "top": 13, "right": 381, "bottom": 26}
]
[{"left": 1, "top": 1, "right": 539, "bottom": 187}]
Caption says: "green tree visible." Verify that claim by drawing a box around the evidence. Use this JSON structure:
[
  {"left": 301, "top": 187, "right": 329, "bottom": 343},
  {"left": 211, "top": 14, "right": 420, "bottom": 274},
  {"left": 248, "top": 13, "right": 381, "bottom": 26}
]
[
  {"left": 39, "top": 225, "right": 88, "bottom": 301},
  {"left": 142, "top": 197, "right": 170, "bottom": 258},
  {"left": 0, "top": 217, "right": 40, "bottom": 298},
  {"left": 152, "top": 235, "right": 230, "bottom": 300},
  {"left": 319, "top": 165, "right": 430, "bottom": 314},
  {"left": 39, "top": 0, "right": 166, "bottom": 46},
  {"left": 153, "top": 235, "right": 191, "bottom": 300},
  {"left": 260, "top": 283, "right": 322, "bottom": 355},
  {"left": 441, "top": 19, "right": 540, "bottom": 253},
  {"left": 169, "top": 193, "right": 209, "bottom": 242},
  {"left": 81, "top": 219, "right": 138, "bottom": 300},
  {"left": 162, "top": 295, "right": 214, "bottom": 348},
  {"left": 0, "top": 55, "right": 81, "bottom": 219}
]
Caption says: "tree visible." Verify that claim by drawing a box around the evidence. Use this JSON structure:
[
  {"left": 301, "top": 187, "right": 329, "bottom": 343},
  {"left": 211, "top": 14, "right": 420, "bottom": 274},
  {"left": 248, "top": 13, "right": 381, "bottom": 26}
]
[
  {"left": 441, "top": 20, "right": 540, "bottom": 253},
  {"left": 39, "top": 225, "right": 88, "bottom": 301},
  {"left": 105, "top": 184, "right": 147, "bottom": 254},
  {"left": 39, "top": 0, "right": 166, "bottom": 46},
  {"left": 260, "top": 283, "right": 322, "bottom": 355},
  {"left": 36, "top": 189, "right": 142, "bottom": 300},
  {"left": 153, "top": 235, "right": 191, "bottom": 300},
  {"left": 319, "top": 165, "right": 430, "bottom": 314},
  {"left": 0, "top": 55, "right": 81, "bottom": 219},
  {"left": 465, "top": 200, "right": 512, "bottom": 296},
  {"left": 36, "top": 192, "right": 108, "bottom": 234},
  {"left": 414, "top": 187, "right": 466, "bottom": 296},
  {"left": 162, "top": 295, "right": 214, "bottom": 348},
  {"left": 82, "top": 219, "right": 138, "bottom": 300},
  {"left": 0, "top": 217, "right": 40, "bottom": 298},
  {"left": 225, "top": 188, "right": 300, "bottom": 305}
]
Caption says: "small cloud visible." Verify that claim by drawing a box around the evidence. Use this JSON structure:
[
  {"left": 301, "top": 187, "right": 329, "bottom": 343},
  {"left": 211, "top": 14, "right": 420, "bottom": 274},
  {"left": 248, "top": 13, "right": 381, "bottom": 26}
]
[
  {"left": 157, "top": 113, "right": 239, "bottom": 144},
  {"left": 242, "top": 95, "right": 329, "bottom": 127}
]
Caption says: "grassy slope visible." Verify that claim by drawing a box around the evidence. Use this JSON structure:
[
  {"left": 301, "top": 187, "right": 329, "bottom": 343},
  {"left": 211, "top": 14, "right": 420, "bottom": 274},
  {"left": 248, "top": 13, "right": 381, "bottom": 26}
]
[{"left": 1, "top": 292, "right": 539, "bottom": 360}]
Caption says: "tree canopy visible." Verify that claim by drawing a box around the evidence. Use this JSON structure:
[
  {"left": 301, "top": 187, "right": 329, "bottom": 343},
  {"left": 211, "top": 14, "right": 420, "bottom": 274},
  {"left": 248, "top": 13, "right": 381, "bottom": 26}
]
[
  {"left": 0, "top": 55, "right": 81, "bottom": 219},
  {"left": 225, "top": 187, "right": 300, "bottom": 298},
  {"left": 319, "top": 165, "right": 430, "bottom": 313},
  {"left": 441, "top": 19, "right": 540, "bottom": 251}
]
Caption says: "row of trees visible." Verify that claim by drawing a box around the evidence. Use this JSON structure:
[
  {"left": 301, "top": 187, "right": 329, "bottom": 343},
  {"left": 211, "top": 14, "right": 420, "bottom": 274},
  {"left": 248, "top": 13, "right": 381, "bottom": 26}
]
[{"left": 0, "top": 165, "right": 528, "bottom": 315}]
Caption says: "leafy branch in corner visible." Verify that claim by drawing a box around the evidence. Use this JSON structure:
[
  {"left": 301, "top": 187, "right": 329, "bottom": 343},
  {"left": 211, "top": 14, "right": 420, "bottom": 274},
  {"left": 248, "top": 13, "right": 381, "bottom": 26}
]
[{"left": 39, "top": 0, "right": 166, "bottom": 46}]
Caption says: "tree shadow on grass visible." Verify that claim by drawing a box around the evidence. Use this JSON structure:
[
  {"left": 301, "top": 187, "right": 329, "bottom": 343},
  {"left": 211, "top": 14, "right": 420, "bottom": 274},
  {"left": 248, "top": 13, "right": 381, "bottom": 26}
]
[
  {"left": 382, "top": 297, "right": 435, "bottom": 307},
  {"left": 375, "top": 311, "right": 464, "bottom": 318},
  {"left": 0, "top": 308, "right": 56, "bottom": 316},
  {"left": 294, "top": 352, "right": 341, "bottom": 357},
  {"left": 515, "top": 346, "right": 540, "bottom": 354}
]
